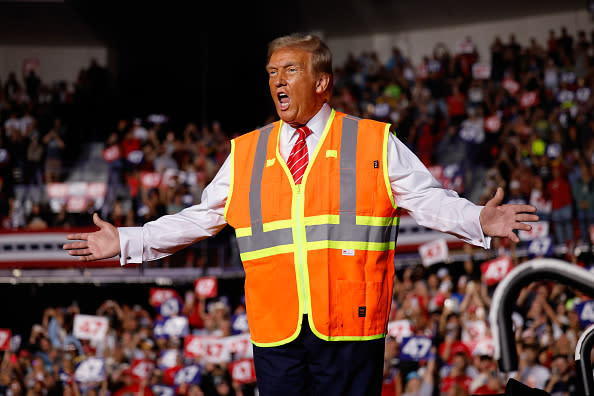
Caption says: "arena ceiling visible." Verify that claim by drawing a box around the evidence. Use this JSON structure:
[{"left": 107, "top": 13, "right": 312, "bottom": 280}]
[{"left": 0, "top": 1, "right": 588, "bottom": 45}]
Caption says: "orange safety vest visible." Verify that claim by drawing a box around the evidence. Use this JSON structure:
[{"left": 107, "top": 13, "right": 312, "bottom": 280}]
[{"left": 224, "top": 109, "right": 399, "bottom": 346}]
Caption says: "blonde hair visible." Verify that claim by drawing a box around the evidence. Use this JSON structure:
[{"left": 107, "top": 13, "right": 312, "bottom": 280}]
[{"left": 267, "top": 33, "right": 333, "bottom": 92}]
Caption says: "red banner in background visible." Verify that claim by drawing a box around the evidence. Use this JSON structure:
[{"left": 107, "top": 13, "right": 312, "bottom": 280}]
[
  {"left": 194, "top": 277, "right": 218, "bottom": 298},
  {"left": 481, "top": 255, "right": 512, "bottom": 286},
  {"left": 229, "top": 358, "right": 257, "bottom": 384},
  {"left": 149, "top": 288, "right": 181, "bottom": 307}
]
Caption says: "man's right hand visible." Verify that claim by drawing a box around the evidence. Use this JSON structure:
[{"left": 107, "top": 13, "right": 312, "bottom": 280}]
[{"left": 63, "top": 213, "right": 121, "bottom": 261}]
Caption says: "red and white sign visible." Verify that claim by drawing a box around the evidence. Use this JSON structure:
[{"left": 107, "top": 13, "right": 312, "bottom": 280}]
[
  {"left": 484, "top": 115, "right": 501, "bottom": 132},
  {"left": 205, "top": 338, "right": 231, "bottom": 364},
  {"left": 467, "top": 337, "right": 494, "bottom": 357},
  {"left": 472, "top": 63, "right": 491, "bottom": 79},
  {"left": 87, "top": 182, "right": 107, "bottom": 198},
  {"left": 502, "top": 78, "right": 520, "bottom": 95},
  {"left": 150, "top": 288, "right": 181, "bottom": 307},
  {"left": 184, "top": 335, "right": 216, "bottom": 358},
  {"left": 461, "top": 320, "right": 487, "bottom": 343},
  {"left": 73, "top": 314, "right": 109, "bottom": 342},
  {"left": 229, "top": 358, "right": 257, "bottom": 384},
  {"left": 226, "top": 333, "right": 253, "bottom": 359},
  {"left": 518, "top": 221, "right": 549, "bottom": 241},
  {"left": 520, "top": 91, "right": 539, "bottom": 108},
  {"left": 418, "top": 239, "right": 448, "bottom": 267},
  {"left": 387, "top": 320, "right": 412, "bottom": 342},
  {"left": 194, "top": 277, "right": 218, "bottom": 298},
  {"left": 456, "top": 39, "right": 475, "bottom": 54},
  {"left": 47, "top": 183, "right": 69, "bottom": 199},
  {"left": 0, "top": 329, "right": 11, "bottom": 351},
  {"left": 102, "top": 145, "right": 121, "bottom": 163},
  {"left": 141, "top": 172, "right": 162, "bottom": 189},
  {"left": 66, "top": 196, "right": 88, "bottom": 213},
  {"left": 130, "top": 358, "right": 155, "bottom": 380},
  {"left": 481, "top": 255, "right": 512, "bottom": 286}
]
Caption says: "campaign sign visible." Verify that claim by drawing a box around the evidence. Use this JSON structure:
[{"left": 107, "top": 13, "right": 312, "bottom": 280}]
[
  {"left": 231, "top": 313, "right": 249, "bottom": 335},
  {"left": 399, "top": 336, "right": 432, "bottom": 362},
  {"left": 520, "top": 91, "right": 539, "bottom": 108},
  {"left": 226, "top": 333, "right": 253, "bottom": 359},
  {"left": 461, "top": 320, "right": 487, "bottom": 343},
  {"left": 59, "top": 369, "right": 73, "bottom": 385},
  {"left": 158, "top": 349, "right": 180, "bottom": 369},
  {"left": 387, "top": 320, "right": 412, "bottom": 342},
  {"left": 74, "top": 357, "right": 105, "bottom": 383},
  {"left": 472, "top": 63, "right": 491, "bottom": 79},
  {"left": 150, "top": 288, "right": 181, "bottom": 307},
  {"left": 154, "top": 317, "right": 189, "bottom": 339},
  {"left": 130, "top": 358, "right": 155, "bottom": 380},
  {"left": 575, "top": 300, "right": 594, "bottom": 327},
  {"left": 152, "top": 385, "right": 175, "bottom": 396},
  {"left": 518, "top": 221, "right": 549, "bottom": 241},
  {"left": 66, "top": 196, "right": 87, "bottom": 213},
  {"left": 528, "top": 237, "right": 553, "bottom": 258},
  {"left": 481, "top": 255, "right": 512, "bottom": 286},
  {"left": 174, "top": 365, "right": 201, "bottom": 386},
  {"left": 0, "top": 329, "right": 11, "bottom": 351},
  {"left": 127, "top": 150, "right": 144, "bottom": 165},
  {"left": 468, "top": 337, "right": 494, "bottom": 357},
  {"left": 484, "top": 115, "right": 501, "bottom": 132},
  {"left": 73, "top": 314, "right": 109, "bottom": 342},
  {"left": 102, "top": 145, "right": 121, "bottom": 163},
  {"left": 205, "top": 338, "right": 232, "bottom": 364},
  {"left": 159, "top": 298, "right": 182, "bottom": 317},
  {"left": 557, "top": 89, "right": 575, "bottom": 104},
  {"left": 184, "top": 335, "right": 214, "bottom": 358},
  {"left": 141, "top": 172, "right": 162, "bottom": 189},
  {"left": 229, "top": 358, "right": 257, "bottom": 384},
  {"left": 194, "top": 277, "right": 218, "bottom": 298},
  {"left": 502, "top": 78, "right": 520, "bottom": 95},
  {"left": 419, "top": 239, "right": 448, "bottom": 267}
]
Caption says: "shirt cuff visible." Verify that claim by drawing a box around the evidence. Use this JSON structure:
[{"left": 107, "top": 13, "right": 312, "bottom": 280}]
[
  {"left": 469, "top": 205, "right": 491, "bottom": 249},
  {"left": 118, "top": 227, "right": 143, "bottom": 266}
]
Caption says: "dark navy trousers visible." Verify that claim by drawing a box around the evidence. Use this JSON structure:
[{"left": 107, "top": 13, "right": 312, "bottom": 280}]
[{"left": 252, "top": 315, "right": 385, "bottom": 396}]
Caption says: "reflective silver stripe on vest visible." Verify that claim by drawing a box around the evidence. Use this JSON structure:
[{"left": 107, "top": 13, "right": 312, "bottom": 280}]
[
  {"left": 238, "top": 124, "right": 294, "bottom": 253},
  {"left": 306, "top": 223, "right": 398, "bottom": 244},
  {"left": 306, "top": 115, "right": 397, "bottom": 246}
]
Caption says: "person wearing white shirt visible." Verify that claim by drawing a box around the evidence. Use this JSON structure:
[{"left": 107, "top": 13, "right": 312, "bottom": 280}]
[{"left": 64, "top": 33, "right": 538, "bottom": 396}]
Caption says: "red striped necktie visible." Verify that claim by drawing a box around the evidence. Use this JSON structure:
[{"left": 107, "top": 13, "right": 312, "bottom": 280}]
[{"left": 286, "top": 125, "right": 312, "bottom": 185}]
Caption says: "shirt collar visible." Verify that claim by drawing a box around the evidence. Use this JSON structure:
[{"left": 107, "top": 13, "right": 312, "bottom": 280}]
[{"left": 283, "top": 103, "right": 332, "bottom": 139}]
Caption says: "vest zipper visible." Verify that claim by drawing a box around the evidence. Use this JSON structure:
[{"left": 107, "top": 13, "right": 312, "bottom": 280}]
[{"left": 295, "top": 184, "right": 308, "bottom": 315}]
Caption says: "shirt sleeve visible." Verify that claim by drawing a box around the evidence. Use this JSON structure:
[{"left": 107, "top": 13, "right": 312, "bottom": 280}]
[
  {"left": 118, "top": 155, "right": 231, "bottom": 265},
  {"left": 387, "top": 132, "right": 491, "bottom": 249}
]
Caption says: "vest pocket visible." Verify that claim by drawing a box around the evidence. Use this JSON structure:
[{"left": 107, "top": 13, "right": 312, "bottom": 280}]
[{"left": 335, "top": 279, "right": 383, "bottom": 337}]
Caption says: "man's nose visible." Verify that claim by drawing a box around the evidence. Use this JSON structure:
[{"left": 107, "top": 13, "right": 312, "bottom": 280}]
[{"left": 274, "top": 71, "right": 286, "bottom": 86}]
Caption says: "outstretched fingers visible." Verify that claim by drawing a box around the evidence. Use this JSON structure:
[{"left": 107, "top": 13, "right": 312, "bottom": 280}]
[
  {"left": 506, "top": 204, "right": 537, "bottom": 214},
  {"left": 515, "top": 213, "right": 539, "bottom": 222},
  {"left": 66, "top": 232, "right": 90, "bottom": 242}
]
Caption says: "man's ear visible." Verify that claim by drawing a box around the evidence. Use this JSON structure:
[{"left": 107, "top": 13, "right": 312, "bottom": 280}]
[{"left": 315, "top": 73, "right": 331, "bottom": 95}]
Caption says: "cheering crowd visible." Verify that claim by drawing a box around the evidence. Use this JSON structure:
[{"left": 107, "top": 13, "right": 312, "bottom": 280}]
[{"left": 0, "top": 25, "right": 593, "bottom": 395}]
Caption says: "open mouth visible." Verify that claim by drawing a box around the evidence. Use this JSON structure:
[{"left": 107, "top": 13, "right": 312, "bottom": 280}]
[{"left": 278, "top": 93, "right": 290, "bottom": 111}]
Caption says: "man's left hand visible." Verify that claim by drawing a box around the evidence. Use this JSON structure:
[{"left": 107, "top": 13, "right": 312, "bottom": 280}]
[{"left": 480, "top": 187, "right": 539, "bottom": 243}]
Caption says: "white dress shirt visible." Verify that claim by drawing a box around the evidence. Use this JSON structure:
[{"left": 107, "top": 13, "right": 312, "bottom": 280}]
[{"left": 118, "top": 103, "right": 489, "bottom": 265}]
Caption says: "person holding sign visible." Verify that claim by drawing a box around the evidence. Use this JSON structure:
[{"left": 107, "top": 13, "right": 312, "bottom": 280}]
[{"left": 64, "top": 33, "right": 538, "bottom": 395}]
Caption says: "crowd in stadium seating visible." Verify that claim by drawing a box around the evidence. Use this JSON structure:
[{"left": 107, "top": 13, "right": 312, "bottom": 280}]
[{"left": 0, "top": 25, "right": 593, "bottom": 395}]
